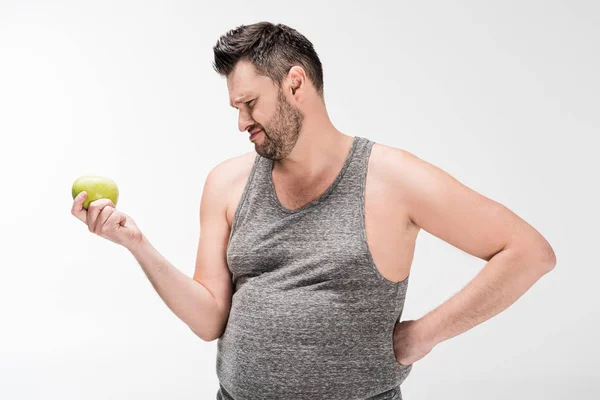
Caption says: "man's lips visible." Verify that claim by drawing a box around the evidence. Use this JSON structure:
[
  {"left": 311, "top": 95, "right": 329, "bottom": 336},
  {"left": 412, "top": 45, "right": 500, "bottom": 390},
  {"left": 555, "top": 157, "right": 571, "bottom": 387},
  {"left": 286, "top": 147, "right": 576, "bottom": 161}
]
[{"left": 249, "top": 129, "right": 262, "bottom": 136}]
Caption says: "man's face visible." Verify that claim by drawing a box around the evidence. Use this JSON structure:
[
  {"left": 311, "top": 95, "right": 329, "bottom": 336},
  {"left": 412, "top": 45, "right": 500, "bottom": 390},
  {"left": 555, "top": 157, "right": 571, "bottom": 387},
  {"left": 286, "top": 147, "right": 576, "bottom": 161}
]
[{"left": 228, "top": 61, "right": 304, "bottom": 160}]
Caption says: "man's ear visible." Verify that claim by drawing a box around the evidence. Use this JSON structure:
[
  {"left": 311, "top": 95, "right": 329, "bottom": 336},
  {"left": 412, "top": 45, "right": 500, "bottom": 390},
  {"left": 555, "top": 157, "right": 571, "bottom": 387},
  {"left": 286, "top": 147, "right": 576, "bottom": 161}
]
[{"left": 288, "top": 66, "right": 305, "bottom": 94}]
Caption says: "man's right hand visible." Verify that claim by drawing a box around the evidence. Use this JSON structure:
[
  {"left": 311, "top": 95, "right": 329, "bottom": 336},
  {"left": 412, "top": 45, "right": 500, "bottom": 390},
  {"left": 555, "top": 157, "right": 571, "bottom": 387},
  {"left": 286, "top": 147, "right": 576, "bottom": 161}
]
[{"left": 71, "top": 191, "right": 143, "bottom": 249}]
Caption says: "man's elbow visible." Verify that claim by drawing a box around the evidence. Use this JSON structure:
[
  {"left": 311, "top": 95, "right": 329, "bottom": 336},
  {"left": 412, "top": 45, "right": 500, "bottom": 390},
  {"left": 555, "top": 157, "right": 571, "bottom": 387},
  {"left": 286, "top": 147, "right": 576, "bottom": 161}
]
[
  {"left": 533, "top": 234, "right": 557, "bottom": 271},
  {"left": 542, "top": 244, "right": 557, "bottom": 271},
  {"left": 190, "top": 326, "right": 222, "bottom": 342},
  {"left": 507, "top": 236, "right": 556, "bottom": 273},
  {"left": 522, "top": 241, "right": 556, "bottom": 272}
]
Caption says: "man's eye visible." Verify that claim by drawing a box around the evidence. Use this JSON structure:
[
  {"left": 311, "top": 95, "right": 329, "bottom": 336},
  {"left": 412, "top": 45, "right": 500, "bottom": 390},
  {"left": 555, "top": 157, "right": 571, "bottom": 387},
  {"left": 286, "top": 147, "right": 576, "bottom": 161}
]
[{"left": 246, "top": 99, "right": 255, "bottom": 107}]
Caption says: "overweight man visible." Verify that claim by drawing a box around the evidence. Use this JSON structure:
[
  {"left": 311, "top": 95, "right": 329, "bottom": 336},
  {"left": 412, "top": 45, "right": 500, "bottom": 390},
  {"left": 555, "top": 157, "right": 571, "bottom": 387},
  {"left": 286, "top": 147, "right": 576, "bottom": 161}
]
[{"left": 71, "top": 21, "right": 556, "bottom": 400}]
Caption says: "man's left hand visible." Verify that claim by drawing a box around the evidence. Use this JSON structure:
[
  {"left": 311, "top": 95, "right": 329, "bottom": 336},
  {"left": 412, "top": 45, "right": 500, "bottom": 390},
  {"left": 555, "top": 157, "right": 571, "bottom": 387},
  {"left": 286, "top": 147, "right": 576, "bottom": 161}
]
[{"left": 392, "top": 319, "right": 434, "bottom": 366}]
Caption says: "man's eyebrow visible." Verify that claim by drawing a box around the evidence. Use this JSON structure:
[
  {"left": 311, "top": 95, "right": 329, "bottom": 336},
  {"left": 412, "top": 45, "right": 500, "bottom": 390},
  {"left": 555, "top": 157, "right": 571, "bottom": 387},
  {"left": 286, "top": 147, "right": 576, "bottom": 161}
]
[{"left": 230, "top": 95, "right": 249, "bottom": 108}]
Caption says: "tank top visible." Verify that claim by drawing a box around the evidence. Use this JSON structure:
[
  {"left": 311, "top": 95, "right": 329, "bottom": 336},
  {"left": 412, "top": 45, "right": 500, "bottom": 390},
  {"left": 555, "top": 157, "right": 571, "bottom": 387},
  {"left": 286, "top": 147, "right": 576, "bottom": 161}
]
[{"left": 216, "top": 136, "right": 412, "bottom": 400}]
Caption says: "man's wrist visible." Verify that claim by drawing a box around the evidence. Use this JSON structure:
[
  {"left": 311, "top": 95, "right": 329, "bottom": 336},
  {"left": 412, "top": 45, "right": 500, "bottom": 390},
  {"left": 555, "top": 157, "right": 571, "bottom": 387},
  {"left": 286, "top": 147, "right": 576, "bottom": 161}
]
[
  {"left": 415, "top": 314, "right": 441, "bottom": 349},
  {"left": 125, "top": 233, "right": 149, "bottom": 256}
]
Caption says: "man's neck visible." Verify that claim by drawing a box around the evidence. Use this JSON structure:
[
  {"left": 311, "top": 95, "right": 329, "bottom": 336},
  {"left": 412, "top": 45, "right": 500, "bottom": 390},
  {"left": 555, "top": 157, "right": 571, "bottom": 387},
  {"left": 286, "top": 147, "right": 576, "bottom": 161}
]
[{"left": 273, "top": 129, "right": 354, "bottom": 186}]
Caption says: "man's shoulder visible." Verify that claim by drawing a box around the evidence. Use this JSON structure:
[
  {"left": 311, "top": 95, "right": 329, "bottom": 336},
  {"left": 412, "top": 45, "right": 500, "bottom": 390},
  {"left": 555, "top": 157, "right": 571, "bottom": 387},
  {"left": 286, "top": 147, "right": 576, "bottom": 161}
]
[
  {"left": 208, "top": 151, "right": 257, "bottom": 189},
  {"left": 369, "top": 142, "right": 419, "bottom": 179},
  {"left": 369, "top": 142, "right": 444, "bottom": 203},
  {"left": 372, "top": 142, "right": 447, "bottom": 180},
  {"left": 214, "top": 150, "right": 257, "bottom": 172}
]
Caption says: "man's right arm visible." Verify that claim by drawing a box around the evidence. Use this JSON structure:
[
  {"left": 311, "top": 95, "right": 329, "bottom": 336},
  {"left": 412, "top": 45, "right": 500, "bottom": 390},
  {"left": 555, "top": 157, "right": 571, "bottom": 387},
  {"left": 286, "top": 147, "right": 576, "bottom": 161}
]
[{"left": 127, "top": 162, "right": 234, "bottom": 342}]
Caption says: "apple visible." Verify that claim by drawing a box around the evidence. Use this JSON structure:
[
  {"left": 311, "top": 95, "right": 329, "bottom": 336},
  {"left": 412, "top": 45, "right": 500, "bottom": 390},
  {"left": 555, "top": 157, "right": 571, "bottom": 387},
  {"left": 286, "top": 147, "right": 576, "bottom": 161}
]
[{"left": 72, "top": 175, "right": 119, "bottom": 210}]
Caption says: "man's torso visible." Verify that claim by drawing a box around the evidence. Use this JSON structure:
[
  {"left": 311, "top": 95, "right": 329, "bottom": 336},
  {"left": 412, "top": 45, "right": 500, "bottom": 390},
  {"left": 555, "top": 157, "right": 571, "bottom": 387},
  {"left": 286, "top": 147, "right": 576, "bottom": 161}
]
[{"left": 222, "top": 142, "right": 419, "bottom": 284}]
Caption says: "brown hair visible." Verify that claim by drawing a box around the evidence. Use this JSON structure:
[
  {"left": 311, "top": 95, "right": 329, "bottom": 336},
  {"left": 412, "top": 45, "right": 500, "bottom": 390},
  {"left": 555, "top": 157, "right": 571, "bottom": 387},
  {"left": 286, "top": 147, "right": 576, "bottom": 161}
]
[{"left": 213, "top": 22, "right": 324, "bottom": 99}]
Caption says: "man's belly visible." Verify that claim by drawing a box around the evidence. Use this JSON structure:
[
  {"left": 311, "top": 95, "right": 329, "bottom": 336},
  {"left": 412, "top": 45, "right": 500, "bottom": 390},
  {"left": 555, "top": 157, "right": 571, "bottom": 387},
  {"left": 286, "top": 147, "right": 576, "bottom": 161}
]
[{"left": 215, "top": 284, "right": 412, "bottom": 400}]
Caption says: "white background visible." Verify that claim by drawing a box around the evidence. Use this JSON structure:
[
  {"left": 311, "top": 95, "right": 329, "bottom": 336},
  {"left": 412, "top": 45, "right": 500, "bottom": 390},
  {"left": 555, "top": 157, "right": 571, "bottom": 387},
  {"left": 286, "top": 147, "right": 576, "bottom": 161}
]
[{"left": 1, "top": 0, "right": 598, "bottom": 399}]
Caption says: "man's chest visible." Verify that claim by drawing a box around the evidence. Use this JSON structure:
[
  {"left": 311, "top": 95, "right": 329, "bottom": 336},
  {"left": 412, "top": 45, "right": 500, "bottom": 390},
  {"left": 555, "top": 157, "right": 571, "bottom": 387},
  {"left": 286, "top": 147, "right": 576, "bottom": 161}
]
[{"left": 225, "top": 146, "right": 419, "bottom": 283}]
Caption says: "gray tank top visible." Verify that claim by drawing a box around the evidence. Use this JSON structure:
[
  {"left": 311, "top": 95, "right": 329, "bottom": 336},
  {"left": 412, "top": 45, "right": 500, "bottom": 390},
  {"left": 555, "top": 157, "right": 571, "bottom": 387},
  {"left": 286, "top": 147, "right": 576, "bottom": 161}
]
[{"left": 216, "top": 136, "right": 412, "bottom": 400}]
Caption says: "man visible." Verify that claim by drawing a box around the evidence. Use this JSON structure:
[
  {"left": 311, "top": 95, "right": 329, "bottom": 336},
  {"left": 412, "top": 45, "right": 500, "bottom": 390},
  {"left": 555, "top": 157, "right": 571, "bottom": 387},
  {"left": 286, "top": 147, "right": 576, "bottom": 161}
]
[{"left": 71, "top": 22, "right": 556, "bottom": 400}]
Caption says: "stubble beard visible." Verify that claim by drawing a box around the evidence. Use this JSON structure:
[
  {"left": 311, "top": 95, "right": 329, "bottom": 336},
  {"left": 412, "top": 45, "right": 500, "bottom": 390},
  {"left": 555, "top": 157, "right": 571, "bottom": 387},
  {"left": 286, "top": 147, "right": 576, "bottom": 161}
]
[{"left": 255, "top": 87, "right": 304, "bottom": 161}]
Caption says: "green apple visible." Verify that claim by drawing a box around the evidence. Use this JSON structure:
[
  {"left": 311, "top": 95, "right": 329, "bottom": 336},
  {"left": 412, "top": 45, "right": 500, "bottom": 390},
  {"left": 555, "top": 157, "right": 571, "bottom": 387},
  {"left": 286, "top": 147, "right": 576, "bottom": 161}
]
[{"left": 72, "top": 175, "right": 119, "bottom": 210}]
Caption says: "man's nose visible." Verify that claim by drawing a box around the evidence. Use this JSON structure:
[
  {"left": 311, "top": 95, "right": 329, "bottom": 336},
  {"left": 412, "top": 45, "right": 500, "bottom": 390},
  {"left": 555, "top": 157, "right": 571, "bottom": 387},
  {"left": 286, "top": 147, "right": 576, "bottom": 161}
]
[{"left": 238, "top": 111, "right": 254, "bottom": 133}]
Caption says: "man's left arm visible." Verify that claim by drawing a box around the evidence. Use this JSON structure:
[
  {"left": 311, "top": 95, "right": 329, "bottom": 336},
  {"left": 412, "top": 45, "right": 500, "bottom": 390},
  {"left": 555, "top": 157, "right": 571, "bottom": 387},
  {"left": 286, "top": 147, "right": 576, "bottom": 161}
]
[{"left": 387, "top": 147, "right": 556, "bottom": 362}]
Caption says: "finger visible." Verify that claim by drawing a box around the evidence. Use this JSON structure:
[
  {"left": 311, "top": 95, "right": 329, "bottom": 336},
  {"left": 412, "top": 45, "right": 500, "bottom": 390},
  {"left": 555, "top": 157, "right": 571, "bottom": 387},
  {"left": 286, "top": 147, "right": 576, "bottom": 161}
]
[
  {"left": 95, "top": 205, "right": 116, "bottom": 235},
  {"left": 71, "top": 192, "right": 88, "bottom": 224},
  {"left": 89, "top": 199, "right": 116, "bottom": 233},
  {"left": 87, "top": 199, "right": 116, "bottom": 233},
  {"left": 106, "top": 210, "right": 127, "bottom": 234}
]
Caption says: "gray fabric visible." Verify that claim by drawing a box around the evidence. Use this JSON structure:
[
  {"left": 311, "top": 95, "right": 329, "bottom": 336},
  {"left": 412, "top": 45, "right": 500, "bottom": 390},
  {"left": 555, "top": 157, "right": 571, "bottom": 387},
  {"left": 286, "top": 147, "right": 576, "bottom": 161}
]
[
  {"left": 216, "top": 383, "right": 403, "bottom": 400},
  {"left": 216, "top": 136, "right": 412, "bottom": 399}
]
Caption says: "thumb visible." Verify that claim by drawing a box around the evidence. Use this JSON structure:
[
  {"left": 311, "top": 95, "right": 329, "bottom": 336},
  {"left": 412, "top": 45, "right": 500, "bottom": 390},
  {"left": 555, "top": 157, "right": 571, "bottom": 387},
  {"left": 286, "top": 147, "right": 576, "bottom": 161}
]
[
  {"left": 118, "top": 212, "right": 127, "bottom": 227},
  {"left": 115, "top": 213, "right": 142, "bottom": 247}
]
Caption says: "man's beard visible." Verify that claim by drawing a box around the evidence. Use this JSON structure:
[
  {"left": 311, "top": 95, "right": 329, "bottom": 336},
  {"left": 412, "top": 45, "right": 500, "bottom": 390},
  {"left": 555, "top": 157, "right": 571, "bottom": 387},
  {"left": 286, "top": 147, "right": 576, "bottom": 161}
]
[{"left": 254, "top": 87, "right": 304, "bottom": 160}]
